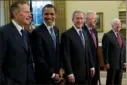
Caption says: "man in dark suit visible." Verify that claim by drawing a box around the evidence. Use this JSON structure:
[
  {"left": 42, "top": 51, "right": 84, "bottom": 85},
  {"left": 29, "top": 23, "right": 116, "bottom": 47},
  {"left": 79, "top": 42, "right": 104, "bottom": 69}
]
[
  {"left": 31, "top": 4, "right": 62, "bottom": 84},
  {"left": 102, "top": 18, "right": 126, "bottom": 85},
  {"left": 61, "top": 11, "right": 95, "bottom": 85},
  {"left": 0, "top": 1, "right": 34, "bottom": 85},
  {"left": 83, "top": 11, "right": 101, "bottom": 85}
]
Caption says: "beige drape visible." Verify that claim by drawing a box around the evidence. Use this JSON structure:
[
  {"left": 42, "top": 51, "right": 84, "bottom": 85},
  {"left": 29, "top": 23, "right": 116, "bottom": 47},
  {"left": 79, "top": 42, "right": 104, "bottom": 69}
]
[
  {"left": 4, "top": 0, "right": 16, "bottom": 24},
  {"left": 4, "top": 0, "right": 29, "bottom": 24},
  {"left": 54, "top": 1, "right": 66, "bottom": 35}
]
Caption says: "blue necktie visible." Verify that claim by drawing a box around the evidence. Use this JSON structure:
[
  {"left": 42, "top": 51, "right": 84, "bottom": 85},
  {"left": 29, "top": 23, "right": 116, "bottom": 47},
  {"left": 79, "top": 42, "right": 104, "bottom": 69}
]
[
  {"left": 79, "top": 30, "right": 85, "bottom": 48},
  {"left": 50, "top": 27, "right": 56, "bottom": 48},
  {"left": 21, "top": 29, "right": 28, "bottom": 50}
]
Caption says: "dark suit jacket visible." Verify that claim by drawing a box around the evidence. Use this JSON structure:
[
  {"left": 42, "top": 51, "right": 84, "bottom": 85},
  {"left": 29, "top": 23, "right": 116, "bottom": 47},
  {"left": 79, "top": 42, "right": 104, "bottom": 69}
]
[
  {"left": 102, "top": 30, "right": 126, "bottom": 69},
  {"left": 0, "top": 22, "right": 34, "bottom": 84},
  {"left": 61, "top": 27, "right": 94, "bottom": 82},
  {"left": 31, "top": 23, "right": 60, "bottom": 82},
  {"left": 83, "top": 25, "right": 100, "bottom": 79}
]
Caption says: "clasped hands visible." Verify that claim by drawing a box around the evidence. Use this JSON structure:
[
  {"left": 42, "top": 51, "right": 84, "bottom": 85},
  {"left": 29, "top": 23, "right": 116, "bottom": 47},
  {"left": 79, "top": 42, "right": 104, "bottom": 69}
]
[{"left": 53, "top": 73, "right": 64, "bottom": 83}]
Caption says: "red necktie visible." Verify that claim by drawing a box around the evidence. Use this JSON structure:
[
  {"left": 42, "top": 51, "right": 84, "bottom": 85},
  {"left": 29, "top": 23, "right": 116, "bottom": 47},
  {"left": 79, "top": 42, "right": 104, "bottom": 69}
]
[
  {"left": 117, "top": 33, "right": 122, "bottom": 48},
  {"left": 90, "top": 29, "right": 97, "bottom": 48}
]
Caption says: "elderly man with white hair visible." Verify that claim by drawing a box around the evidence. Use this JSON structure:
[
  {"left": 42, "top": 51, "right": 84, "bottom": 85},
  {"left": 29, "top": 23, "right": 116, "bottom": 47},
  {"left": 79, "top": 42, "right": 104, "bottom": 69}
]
[
  {"left": 83, "top": 11, "right": 101, "bottom": 85},
  {"left": 102, "top": 18, "right": 126, "bottom": 85}
]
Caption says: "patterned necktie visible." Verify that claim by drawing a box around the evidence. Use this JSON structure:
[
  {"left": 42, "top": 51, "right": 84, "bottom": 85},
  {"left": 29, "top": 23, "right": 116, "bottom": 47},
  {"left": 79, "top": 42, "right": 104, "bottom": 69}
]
[
  {"left": 90, "top": 29, "right": 97, "bottom": 48},
  {"left": 117, "top": 33, "right": 122, "bottom": 48},
  {"left": 21, "top": 29, "right": 28, "bottom": 50},
  {"left": 79, "top": 30, "right": 85, "bottom": 48},
  {"left": 50, "top": 27, "right": 56, "bottom": 48}
]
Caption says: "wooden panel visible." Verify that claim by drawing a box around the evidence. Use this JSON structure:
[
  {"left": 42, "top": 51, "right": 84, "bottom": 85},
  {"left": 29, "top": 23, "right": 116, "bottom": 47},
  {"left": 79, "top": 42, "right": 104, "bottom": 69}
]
[
  {"left": 54, "top": 1, "right": 66, "bottom": 35},
  {"left": 98, "top": 46, "right": 105, "bottom": 70}
]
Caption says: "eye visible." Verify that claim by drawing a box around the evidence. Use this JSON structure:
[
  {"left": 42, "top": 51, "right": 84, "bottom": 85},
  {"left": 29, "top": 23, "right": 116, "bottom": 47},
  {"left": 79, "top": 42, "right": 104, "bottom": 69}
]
[
  {"left": 44, "top": 13, "right": 49, "bottom": 15},
  {"left": 50, "top": 13, "right": 55, "bottom": 15}
]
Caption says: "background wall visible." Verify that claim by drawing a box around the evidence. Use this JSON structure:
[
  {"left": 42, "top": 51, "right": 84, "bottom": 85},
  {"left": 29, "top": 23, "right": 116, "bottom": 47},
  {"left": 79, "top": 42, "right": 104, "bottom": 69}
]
[{"left": 66, "top": 1, "right": 121, "bottom": 42}]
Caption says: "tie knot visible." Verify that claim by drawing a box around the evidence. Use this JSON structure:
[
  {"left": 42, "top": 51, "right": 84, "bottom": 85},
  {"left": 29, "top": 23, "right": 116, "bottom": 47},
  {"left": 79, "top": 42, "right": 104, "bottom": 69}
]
[
  {"left": 21, "top": 29, "right": 25, "bottom": 34},
  {"left": 90, "top": 29, "right": 93, "bottom": 32},
  {"left": 50, "top": 27, "right": 54, "bottom": 32},
  {"left": 79, "top": 30, "right": 83, "bottom": 34}
]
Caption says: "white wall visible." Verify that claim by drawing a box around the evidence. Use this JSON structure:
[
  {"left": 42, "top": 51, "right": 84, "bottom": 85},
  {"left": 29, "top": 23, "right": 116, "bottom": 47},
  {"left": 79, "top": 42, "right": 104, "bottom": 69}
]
[
  {"left": 0, "top": 1, "right": 5, "bottom": 26},
  {"left": 66, "top": 1, "right": 121, "bottom": 41}
]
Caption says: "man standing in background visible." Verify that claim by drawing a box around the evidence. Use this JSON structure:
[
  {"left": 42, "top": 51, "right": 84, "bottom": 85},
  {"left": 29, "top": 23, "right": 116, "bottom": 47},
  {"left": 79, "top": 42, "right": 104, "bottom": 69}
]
[
  {"left": 102, "top": 18, "right": 126, "bottom": 85},
  {"left": 31, "top": 4, "right": 62, "bottom": 84},
  {"left": 0, "top": 0, "right": 34, "bottom": 85},
  {"left": 83, "top": 11, "right": 101, "bottom": 85}
]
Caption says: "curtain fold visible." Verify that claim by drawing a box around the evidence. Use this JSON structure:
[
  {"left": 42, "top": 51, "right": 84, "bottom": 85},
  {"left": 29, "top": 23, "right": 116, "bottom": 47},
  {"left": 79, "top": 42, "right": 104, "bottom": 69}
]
[{"left": 4, "top": 0, "right": 16, "bottom": 24}]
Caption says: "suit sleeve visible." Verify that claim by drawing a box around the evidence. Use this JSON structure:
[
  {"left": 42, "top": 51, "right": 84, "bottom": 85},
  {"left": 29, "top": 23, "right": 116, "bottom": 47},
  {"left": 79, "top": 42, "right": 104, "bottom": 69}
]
[
  {"left": 31, "top": 30, "right": 53, "bottom": 77},
  {"left": 102, "top": 33, "right": 109, "bottom": 64},
  {"left": 84, "top": 32, "right": 94, "bottom": 68},
  {"left": 60, "top": 33, "right": 73, "bottom": 75},
  {"left": 122, "top": 38, "right": 126, "bottom": 63},
  {"left": 0, "top": 30, "right": 6, "bottom": 83}
]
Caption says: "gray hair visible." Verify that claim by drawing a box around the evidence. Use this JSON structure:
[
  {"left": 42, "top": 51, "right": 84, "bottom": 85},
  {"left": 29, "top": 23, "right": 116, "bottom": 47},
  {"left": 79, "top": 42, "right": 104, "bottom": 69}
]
[
  {"left": 72, "top": 10, "right": 85, "bottom": 20},
  {"left": 85, "top": 10, "right": 96, "bottom": 21},
  {"left": 111, "top": 18, "right": 121, "bottom": 26}
]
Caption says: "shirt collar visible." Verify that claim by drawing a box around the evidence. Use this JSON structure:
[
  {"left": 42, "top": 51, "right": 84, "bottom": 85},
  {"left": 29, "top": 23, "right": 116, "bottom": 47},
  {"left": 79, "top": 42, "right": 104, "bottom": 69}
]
[
  {"left": 85, "top": 24, "right": 92, "bottom": 32},
  {"left": 44, "top": 22, "right": 54, "bottom": 33},
  {"left": 73, "top": 24, "right": 82, "bottom": 35},
  {"left": 12, "top": 20, "right": 24, "bottom": 35},
  {"left": 112, "top": 28, "right": 118, "bottom": 37}
]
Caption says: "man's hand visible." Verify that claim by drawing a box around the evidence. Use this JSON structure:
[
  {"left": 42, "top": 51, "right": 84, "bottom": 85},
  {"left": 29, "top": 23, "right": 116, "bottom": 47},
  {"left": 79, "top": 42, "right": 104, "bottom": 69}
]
[
  {"left": 105, "top": 64, "right": 110, "bottom": 69},
  {"left": 68, "top": 74, "right": 75, "bottom": 83},
  {"left": 54, "top": 74, "right": 60, "bottom": 81},
  {"left": 90, "top": 69, "right": 95, "bottom": 77},
  {"left": 123, "top": 63, "right": 126, "bottom": 68},
  {"left": 53, "top": 73, "right": 64, "bottom": 83}
]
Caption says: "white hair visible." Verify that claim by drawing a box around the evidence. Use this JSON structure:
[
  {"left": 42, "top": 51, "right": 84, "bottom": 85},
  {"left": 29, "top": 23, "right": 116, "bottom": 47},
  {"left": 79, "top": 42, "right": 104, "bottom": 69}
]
[
  {"left": 85, "top": 10, "right": 96, "bottom": 21},
  {"left": 111, "top": 18, "right": 121, "bottom": 26}
]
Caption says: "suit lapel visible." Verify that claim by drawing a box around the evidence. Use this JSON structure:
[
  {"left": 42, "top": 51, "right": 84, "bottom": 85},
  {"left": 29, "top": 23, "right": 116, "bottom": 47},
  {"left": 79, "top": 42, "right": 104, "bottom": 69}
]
[
  {"left": 110, "top": 30, "right": 120, "bottom": 47},
  {"left": 71, "top": 27, "right": 85, "bottom": 49},
  {"left": 10, "top": 22, "right": 28, "bottom": 53},
  {"left": 84, "top": 26, "right": 97, "bottom": 48},
  {"left": 41, "top": 24, "right": 56, "bottom": 49}
]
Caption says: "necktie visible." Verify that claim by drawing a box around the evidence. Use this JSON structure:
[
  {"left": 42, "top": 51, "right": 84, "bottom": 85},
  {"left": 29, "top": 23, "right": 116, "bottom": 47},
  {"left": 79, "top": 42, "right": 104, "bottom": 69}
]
[
  {"left": 21, "top": 29, "right": 28, "bottom": 50},
  {"left": 50, "top": 27, "right": 56, "bottom": 48},
  {"left": 79, "top": 30, "right": 85, "bottom": 48},
  {"left": 90, "top": 29, "right": 97, "bottom": 48},
  {"left": 117, "top": 33, "right": 122, "bottom": 48}
]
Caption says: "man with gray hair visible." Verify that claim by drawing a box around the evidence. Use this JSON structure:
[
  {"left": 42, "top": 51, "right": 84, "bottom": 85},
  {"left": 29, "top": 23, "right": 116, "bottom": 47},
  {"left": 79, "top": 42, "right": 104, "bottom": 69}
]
[
  {"left": 83, "top": 11, "right": 101, "bottom": 85},
  {"left": 61, "top": 10, "right": 95, "bottom": 85},
  {"left": 102, "top": 18, "right": 126, "bottom": 85}
]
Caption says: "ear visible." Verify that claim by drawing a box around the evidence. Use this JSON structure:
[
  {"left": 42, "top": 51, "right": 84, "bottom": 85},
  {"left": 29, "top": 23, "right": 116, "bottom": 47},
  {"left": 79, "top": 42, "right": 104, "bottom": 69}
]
[{"left": 13, "top": 10, "right": 18, "bottom": 18}]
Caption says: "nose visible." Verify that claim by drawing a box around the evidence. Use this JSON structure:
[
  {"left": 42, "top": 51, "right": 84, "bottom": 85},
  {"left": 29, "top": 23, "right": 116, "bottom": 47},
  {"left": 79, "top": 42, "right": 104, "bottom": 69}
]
[{"left": 47, "top": 14, "right": 52, "bottom": 18}]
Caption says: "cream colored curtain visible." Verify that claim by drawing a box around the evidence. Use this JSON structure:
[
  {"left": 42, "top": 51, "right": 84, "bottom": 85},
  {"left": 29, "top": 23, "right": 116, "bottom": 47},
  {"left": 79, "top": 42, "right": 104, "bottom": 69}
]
[
  {"left": 4, "top": 0, "right": 29, "bottom": 24},
  {"left": 4, "top": 0, "right": 16, "bottom": 24},
  {"left": 54, "top": 1, "right": 66, "bottom": 35}
]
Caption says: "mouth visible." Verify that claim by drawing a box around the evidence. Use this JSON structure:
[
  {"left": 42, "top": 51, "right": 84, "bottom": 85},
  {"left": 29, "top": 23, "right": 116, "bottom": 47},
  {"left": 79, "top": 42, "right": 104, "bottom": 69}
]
[{"left": 26, "top": 18, "right": 31, "bottom": 22}]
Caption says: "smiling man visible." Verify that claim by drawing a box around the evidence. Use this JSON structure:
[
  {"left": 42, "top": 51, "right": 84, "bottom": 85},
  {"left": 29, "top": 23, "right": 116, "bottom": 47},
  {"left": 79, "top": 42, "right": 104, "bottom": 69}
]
[
  {"left": 60, "top": 11, "right": 95, "bottom": 85},
  {"left": 31, "top": 4, "right": 62, "bottom": 85},
  {"left": 0, "top": 0, "right": 34, "bottom": 85}
]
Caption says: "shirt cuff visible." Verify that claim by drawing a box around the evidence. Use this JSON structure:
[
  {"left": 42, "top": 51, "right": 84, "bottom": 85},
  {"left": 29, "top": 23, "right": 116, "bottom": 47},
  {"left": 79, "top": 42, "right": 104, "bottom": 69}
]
[
  {"left": 90, "top": 67, "right": 95, "bottom": 71},
  {"left": 68, "top": 74, "right": 74, "bottom": 77},
  {"left": 51, "top": 73, "right": 55, "bottom": 78}
]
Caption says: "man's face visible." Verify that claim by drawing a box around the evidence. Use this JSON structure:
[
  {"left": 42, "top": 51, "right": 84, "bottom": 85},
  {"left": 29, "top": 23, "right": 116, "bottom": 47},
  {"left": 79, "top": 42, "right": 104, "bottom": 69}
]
[
  {"left": 88, "top": 14, "right": 96, "bottom": 28},
  {"left": 113, "top": 21, "right": 121, "bottom": 32},
  {"left": 14, "top": 4, "right": 31, "bottom": 26},
  {"left": 72, "top": 12, "right": 85, "bottom": 29},
  {"left": 43, "top": 7, "right": 56, "bottom": 26}
]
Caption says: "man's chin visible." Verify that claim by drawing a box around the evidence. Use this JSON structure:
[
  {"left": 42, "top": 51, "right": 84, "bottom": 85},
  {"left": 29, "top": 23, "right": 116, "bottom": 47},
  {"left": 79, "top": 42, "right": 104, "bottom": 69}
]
[{"left": 46, "top": 22, "right": 53, "bottom": 26}]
